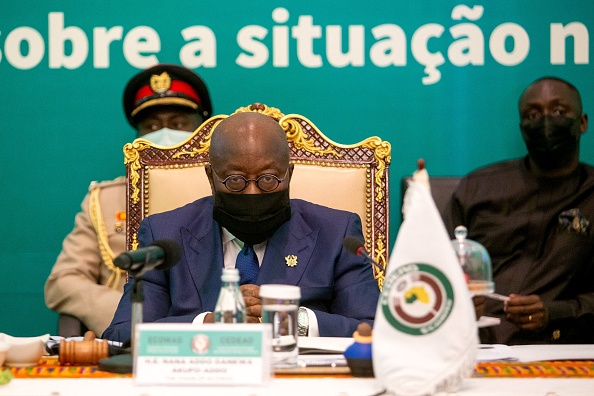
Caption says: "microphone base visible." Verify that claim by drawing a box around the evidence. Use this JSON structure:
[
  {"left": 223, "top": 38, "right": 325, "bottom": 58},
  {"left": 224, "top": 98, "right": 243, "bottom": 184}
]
[{"left": 98, "top": 353, "right": 133, "bottom": 374}]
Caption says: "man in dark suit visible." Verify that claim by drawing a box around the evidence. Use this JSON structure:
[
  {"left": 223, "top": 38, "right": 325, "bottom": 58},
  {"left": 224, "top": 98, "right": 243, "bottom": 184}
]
[{"left": 103, "top": 111, "right": 379, "bottom": 342}]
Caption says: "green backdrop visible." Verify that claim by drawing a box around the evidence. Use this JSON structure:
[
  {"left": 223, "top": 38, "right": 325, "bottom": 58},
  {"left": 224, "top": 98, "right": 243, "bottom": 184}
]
[{"left": 1, "top": 1, "right": 593, "bottom": 336}]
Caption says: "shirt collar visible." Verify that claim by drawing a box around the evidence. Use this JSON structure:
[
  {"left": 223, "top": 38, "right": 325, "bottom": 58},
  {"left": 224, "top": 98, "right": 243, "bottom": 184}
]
[{"left": 221, "top": 227, "right": 267, "bottom": 250}]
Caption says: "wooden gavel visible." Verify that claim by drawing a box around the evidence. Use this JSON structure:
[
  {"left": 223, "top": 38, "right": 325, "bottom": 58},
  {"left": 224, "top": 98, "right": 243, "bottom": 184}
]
[{"left": 59, "top": 331, "right": 109, "bottom": 365}]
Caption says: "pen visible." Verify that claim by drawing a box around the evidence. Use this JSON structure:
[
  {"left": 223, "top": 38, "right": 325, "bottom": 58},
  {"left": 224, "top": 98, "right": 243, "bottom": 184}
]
[{"left": 483, "top": 293, "right": 510, "bottom": 302}]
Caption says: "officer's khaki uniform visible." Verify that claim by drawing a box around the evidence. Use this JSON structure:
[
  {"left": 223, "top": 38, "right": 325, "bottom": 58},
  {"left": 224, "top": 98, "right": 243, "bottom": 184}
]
[{"left": 45, "top": 177, "right": 127, "bottom": 336}]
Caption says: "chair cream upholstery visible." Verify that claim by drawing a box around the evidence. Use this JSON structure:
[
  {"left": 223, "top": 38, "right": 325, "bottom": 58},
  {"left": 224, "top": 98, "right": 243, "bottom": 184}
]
[{"left": 123, "top": 103, "right": 391, "bottom": 289}]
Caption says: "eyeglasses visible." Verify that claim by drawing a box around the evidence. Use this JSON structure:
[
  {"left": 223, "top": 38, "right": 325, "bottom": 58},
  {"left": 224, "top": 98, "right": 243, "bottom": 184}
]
[{"left": 211, "top": 168, "right": 289, "bottom": 192}]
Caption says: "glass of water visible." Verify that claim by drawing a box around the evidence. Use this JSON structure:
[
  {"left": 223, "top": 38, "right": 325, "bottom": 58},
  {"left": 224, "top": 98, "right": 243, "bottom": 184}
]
[{"left": 259, "top": 284, "right": 301, "bottom": 369}]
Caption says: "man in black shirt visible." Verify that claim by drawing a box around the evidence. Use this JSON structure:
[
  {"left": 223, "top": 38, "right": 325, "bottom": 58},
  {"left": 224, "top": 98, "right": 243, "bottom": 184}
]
[{"left": 446, "top": 77, "right": 594, "bottom": 344}]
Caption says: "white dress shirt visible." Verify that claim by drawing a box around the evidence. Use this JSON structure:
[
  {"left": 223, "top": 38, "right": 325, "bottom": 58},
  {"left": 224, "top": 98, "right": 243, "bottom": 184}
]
[{"left": 192, "top": 228, "right": 319, "bottom": 336}]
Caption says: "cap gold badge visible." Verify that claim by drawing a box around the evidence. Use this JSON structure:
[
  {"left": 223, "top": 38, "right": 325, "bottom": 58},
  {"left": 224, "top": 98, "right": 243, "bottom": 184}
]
[
  {"left": 150, "top": 72, "right": 172, "bottom": 94},
  {"left": 285, "top": 255, "right": 297, "bottom": 267}
]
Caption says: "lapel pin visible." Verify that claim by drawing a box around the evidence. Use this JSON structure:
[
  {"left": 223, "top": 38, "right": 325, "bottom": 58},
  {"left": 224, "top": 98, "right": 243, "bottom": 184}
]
[{"left": 285, "top": 255, "right": 297, "bottom": 267}]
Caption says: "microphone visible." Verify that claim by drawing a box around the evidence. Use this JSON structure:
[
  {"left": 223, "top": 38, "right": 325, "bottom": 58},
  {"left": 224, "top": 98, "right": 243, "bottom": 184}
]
[
  {"left": 343, "top": 236, "right": 384, "bottom": 273},
  {"left": 113, "top": 239, "right": 181, "bottom": 276}
]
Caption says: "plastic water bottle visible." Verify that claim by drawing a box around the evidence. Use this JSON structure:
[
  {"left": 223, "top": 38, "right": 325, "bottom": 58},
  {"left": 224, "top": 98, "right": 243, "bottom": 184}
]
[{"left": 214, "top": 268, "right": 246, "bottom": 323}]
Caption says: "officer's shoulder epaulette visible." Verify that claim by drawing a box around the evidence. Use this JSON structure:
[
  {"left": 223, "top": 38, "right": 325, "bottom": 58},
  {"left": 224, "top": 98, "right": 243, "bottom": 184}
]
[{"left": 88, "top": 176, "right": 126, "bottom": 192}]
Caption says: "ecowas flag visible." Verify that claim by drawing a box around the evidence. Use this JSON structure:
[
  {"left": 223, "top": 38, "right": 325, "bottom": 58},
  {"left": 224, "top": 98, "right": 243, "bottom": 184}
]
[{"left": 373, "top": 168, "right": 478, "bottom": 396}]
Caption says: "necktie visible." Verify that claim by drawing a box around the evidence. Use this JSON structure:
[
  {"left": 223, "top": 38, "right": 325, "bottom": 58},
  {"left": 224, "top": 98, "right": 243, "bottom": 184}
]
[{"left": 235, "top": 244, "right": 259, "bottom": 285}]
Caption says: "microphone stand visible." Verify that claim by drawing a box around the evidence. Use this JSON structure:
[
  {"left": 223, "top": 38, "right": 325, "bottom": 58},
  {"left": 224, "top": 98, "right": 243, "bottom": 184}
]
[
  {"left": 98, "top": 260, "right": 148, "bottom": 374},
  {"left": 356, "top": 247, "right": 385, "bottom": 275},
  {"left": 131, "top": 278, "right": 144, "bottom": 352}
]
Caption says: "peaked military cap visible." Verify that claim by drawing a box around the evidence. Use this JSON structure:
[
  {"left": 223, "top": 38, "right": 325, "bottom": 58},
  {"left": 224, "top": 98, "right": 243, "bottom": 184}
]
[{"left": 123, "top": 64, "right": 212, "bottom": 126}]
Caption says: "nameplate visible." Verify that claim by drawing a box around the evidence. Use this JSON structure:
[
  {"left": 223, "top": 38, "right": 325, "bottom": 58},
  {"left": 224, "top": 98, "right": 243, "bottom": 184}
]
[{"left": 134, "top": 323, "right": 272, "bottom": 386}]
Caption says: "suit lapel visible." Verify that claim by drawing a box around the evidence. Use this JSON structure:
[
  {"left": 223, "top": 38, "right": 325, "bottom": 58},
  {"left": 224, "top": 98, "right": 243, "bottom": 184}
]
[
  {"left": 177, "top": 201, "right": 318, "bottom": 301},
  {"left": 259, "top": 208, "right": 318, "bottom": 286},
  {"left": 181, "top": 214, "right": 223, "bottom": 311}
]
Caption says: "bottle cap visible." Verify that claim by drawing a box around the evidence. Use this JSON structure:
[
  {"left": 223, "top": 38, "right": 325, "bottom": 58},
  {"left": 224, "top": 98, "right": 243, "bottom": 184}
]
[
  {"left": 352, "top": 322, "right": 373, "bottom": 343},
  {"left": 221, "top": 268, "right": 240, "bottom": 282},
  {"left": 259, "top": 284, "right": 301, "bottom": 299}
]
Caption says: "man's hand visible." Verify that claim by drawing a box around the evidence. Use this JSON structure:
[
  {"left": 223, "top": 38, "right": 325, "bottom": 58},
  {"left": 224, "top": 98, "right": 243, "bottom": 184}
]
[
  {"left": 204, "top": 284, "right": 262, "bottom": 323},
  {"left": 240, "top": 284, "right": 262, "bottom": 323},
  {"left": 504, "top": 294, "right": 547, "bottom": 331},
  {"left": 472, "top": 295, "right": 486, "bottom": 319}
]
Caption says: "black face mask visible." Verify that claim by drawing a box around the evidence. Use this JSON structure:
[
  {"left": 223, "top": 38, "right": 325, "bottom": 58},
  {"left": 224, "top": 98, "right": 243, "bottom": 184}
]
[
  {"left": 213, "top": 190, "right": 292, "bottom": 245},
  {"left": 521, "top": 115, "right": 582, "bottom": 171}
]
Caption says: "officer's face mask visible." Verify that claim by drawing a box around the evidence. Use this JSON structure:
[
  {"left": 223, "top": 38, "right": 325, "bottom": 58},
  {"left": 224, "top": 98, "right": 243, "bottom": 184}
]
[
  {"left": 521, "top": 115, "right": 582, "bottom": 172},
  {"left": 141, "top": 128, "right": 192, "bottom": 146}
]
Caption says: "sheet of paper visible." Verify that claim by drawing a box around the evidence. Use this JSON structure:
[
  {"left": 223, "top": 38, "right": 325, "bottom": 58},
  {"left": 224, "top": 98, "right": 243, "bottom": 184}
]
[
  {"left": 298, "top": 337, "right": 352, "bottom": 354},
  {"left": 511, "top": 344, "right": 594, "bottom": 362},
  {"left": 298, "top": 354, "right": 347, "bottom": 367},
  {"left": 476, "top": 344, "right": 516, "bottom": 361},
  {"left": 477, "top": 344, "right": 594, "bottom": 362}
]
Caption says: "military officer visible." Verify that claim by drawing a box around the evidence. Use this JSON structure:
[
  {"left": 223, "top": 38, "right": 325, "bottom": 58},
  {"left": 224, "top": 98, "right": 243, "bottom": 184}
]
[{"left": 45, "top": 64, "right": 213, "bottom": 336}]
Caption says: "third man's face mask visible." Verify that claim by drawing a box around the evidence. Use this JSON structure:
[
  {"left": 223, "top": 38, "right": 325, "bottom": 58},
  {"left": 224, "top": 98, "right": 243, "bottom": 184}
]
[{"left": 521, "top": 115, "right": 582, "bottom": 171}]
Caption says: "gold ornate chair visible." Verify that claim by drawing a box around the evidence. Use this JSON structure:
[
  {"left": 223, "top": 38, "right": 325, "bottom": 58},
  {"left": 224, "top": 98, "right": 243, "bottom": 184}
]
[{"left": 123, "top": 103, "right": 391, "bottom": 289}]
